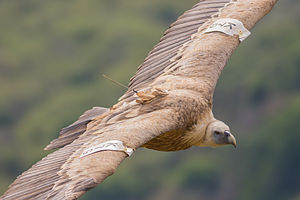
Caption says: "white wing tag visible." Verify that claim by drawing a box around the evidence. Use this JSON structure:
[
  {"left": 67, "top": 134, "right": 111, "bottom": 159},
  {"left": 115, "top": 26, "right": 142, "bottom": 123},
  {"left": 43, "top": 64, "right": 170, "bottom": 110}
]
[
  {"left": 204, "top": 18, "right": 251, "bottom": 41},
  {"left": 80, "top": 140, "right": 134, "bottom": 158}
]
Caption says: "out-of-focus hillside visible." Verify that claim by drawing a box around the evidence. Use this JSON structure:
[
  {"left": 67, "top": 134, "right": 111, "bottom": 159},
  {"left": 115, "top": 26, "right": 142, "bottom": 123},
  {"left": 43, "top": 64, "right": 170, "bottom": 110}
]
[{"left": 0, "top": 0, "right": 299, "bottom": 200}]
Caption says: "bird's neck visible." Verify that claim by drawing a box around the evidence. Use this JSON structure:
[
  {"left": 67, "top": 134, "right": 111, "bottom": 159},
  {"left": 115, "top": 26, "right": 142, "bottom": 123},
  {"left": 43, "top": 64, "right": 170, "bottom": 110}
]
[{"left": 182, "top": 110, "right": 215, "bottom": 146}]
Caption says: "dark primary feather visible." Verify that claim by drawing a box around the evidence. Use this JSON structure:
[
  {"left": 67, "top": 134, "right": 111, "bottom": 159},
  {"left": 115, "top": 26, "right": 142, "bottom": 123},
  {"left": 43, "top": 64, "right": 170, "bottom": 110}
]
[
  {"left": 119, "top": 0, "right": 230, "bottom": 101},
  {"left": 2, "top": 144, "right": 80, "bottom": 200}
]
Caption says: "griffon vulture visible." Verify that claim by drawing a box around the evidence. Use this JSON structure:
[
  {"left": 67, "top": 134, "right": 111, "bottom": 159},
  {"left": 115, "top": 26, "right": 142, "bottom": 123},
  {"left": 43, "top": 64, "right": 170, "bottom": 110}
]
[{"left": 1, "top": 0, "right": 278, "bottom": 199}]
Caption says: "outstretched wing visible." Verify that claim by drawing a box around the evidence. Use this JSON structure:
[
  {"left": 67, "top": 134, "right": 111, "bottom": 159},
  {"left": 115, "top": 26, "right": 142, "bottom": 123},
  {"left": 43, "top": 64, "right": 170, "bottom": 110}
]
[
  {"left": 2, "top": 98, "right": 193, "bottom": 199},
  {"left": 120, "top": 0, "right": 278, "bottom": 103},
  {"left": 120, "top": 0, "right": 231, "bottom": 100}
]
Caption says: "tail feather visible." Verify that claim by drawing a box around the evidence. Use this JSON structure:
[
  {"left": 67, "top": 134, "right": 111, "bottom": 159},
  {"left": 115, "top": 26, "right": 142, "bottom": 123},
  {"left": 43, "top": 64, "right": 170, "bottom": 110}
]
[{"left": 45, "top": 107, "right": 108, "bottom": 150}]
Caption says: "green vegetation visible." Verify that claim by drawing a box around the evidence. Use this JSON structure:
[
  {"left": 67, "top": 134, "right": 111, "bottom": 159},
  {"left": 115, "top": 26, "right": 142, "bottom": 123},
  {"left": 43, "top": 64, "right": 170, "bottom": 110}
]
[{"left": 0, "top": 0, "right": 299, "bottom": 199}]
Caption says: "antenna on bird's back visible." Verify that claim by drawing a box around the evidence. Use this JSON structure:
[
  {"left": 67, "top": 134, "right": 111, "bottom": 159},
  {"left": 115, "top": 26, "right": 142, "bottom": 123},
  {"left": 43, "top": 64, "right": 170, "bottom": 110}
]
[
  {"left": 102, "top": 74, "right": 128, "bottom": 90},
  {"left": 102, "top": 74, "right": 138, "bottom": 94}
]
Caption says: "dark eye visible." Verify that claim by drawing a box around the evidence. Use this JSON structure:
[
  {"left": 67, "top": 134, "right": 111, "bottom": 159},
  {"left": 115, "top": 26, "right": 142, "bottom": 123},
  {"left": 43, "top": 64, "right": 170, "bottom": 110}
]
[{"left": 214, "top": 131, "right": 221, "bottom": 135}]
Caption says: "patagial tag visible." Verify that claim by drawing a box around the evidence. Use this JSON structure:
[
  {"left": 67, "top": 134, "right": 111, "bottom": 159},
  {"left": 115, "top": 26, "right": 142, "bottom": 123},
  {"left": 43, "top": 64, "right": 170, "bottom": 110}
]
[
  {"left": 204, "top": 18, "right": 251, "bottom": 41},
  {"left": 80, "top": 140, "right": 134, "bottom": 158}
]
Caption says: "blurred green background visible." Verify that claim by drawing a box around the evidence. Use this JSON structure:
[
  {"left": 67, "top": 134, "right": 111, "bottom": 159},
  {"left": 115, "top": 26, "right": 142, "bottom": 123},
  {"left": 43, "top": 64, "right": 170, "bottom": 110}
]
[{"left": 0, "top": 0, "right": 299, "bottom": 199}]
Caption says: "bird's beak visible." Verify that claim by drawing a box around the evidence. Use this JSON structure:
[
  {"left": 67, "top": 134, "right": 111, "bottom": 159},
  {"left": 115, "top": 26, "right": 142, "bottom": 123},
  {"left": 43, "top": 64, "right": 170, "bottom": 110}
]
[{"left": 224, "top": 131, "right": 237, "bottom": 148}]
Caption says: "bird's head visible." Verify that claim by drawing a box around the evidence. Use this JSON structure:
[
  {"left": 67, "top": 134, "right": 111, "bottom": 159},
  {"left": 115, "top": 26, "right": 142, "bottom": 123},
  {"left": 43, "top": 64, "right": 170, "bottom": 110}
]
[{"left": 202, "top": 120, "right": 237, "bottom": 148}]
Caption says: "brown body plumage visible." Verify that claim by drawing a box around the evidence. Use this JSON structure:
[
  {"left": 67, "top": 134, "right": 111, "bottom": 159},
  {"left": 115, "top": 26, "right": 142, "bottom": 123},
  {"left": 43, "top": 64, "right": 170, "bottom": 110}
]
[{"left": 1, "top": 0, "right": 278, "bottom": 199}]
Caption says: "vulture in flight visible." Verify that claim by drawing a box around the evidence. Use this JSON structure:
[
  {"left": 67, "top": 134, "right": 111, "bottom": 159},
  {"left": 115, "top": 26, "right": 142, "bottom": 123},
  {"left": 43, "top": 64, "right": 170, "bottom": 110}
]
[{"left": 1, "top": 0, "right": 278, "bottom": 199}]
